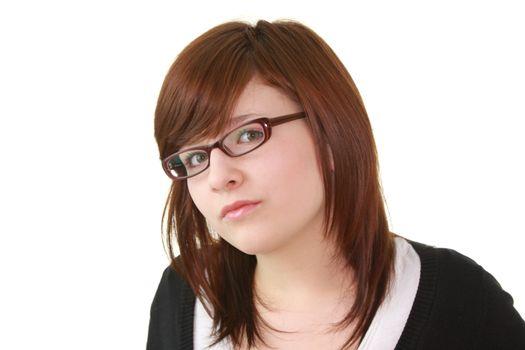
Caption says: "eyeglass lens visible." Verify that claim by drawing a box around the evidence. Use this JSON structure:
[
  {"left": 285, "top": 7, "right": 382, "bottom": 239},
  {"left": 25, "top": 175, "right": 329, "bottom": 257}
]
[{"left": 166, "top": 121, "right": 267, "bottom": 178}]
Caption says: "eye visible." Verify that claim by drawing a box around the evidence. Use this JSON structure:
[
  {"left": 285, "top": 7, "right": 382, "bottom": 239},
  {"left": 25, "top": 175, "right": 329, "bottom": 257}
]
[
  {"left": 237, "top": 128, "right": 264, "bottom": 144},
  {"left": 183, "top": 152, "right": 208, "bottom": 168}
]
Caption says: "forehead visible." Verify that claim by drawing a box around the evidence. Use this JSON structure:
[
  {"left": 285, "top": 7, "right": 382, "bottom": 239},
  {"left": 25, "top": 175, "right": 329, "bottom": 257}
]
[{"left": 232, "top": 75, "right": 300, "bottom": 121}]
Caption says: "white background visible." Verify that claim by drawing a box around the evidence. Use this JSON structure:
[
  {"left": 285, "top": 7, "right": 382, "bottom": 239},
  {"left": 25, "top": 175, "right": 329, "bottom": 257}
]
[{"left": 0, "top": 0, "right": 523, "bottom": 349}]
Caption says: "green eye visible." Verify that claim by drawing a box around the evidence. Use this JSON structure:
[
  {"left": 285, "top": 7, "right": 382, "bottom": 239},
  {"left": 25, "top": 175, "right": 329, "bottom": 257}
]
[
  {"left": 238, "top": 129, "right": 264, "bottom": 143},
  {"left": 184, "top": 152, "right": 208, "bottom": 168}
]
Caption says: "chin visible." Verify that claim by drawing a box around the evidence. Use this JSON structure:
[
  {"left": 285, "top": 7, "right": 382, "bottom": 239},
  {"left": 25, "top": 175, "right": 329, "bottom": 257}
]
[
  {"left": 230, "top": 242, "right": 267, "bottom": 256},
  {"left": 226, "top": 234, "right": 278, "bottom": 256}
]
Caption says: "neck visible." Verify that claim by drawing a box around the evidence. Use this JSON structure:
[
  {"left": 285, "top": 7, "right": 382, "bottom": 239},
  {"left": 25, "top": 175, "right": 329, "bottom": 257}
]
[{"left": 253, "top": 227, "right": 354, "bottom": 312}]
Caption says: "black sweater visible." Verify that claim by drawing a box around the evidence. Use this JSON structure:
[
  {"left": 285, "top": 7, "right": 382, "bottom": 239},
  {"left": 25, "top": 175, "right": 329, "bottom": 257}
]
[{"left": 146, "top": 241, "right": 525, "bottom": 349}]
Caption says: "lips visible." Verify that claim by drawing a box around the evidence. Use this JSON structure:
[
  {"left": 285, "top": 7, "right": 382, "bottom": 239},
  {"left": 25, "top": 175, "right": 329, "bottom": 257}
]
[{"left": 221, "top": 200, "right": 261, "bottom": 221}]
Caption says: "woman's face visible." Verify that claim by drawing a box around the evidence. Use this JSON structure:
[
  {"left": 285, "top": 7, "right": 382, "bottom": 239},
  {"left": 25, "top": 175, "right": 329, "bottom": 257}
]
[{"left": 186, "top": 75, "right": 326, "bottom": 256}]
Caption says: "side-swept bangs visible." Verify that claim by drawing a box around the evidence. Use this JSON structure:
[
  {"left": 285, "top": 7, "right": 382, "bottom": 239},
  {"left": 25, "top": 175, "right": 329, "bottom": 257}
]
[
  {"left": 154, "top": 19, "right": 393, "bottom": 350},
  {"left": 155, "top": 23, "right": 257, "bottom": 158}
]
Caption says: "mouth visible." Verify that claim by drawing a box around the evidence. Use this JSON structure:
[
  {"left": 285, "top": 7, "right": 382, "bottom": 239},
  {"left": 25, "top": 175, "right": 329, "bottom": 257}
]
[{"left": 221, "top": 200, "right": 261, "bottom": 221}]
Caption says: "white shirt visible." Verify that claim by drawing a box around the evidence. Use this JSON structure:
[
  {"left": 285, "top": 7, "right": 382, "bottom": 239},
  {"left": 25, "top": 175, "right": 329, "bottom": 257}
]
[
  {"left": 194, "top": 237, "right": 421, "bottom": 350},
  {"left": 357, "top": 237, "right": 420, "bottom": 349}
]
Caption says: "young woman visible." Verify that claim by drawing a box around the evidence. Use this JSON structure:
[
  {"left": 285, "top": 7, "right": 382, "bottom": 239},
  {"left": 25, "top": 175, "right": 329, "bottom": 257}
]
[{"left": 147, "top": 20, "right": 525, "bottom": 350}]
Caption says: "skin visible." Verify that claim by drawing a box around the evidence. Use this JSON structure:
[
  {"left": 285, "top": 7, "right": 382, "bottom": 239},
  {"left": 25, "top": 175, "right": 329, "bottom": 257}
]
[{"left": 186, "top": 75, "right": 356, "bottom": 349}]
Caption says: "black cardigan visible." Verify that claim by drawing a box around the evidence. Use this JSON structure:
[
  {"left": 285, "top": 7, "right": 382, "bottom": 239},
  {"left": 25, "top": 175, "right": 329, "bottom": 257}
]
[{"left": 146, "top": 241, "right": 525, "bottom": 349}]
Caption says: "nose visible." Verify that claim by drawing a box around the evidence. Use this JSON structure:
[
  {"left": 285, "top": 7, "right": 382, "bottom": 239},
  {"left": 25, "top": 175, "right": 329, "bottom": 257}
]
[{"left": 206, "top": 148, "right": 243, "bottom": 192}]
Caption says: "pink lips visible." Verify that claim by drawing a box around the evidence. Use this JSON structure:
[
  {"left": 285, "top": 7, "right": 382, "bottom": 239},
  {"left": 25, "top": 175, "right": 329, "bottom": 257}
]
[{"left": 221, "top": 200, "right": 261, "bottom": 221}]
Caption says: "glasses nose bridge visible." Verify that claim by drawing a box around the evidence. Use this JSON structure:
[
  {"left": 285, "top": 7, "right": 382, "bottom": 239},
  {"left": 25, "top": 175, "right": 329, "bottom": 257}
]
[{"left": 207, "top": 138, "right": 235, "bottom": 159}]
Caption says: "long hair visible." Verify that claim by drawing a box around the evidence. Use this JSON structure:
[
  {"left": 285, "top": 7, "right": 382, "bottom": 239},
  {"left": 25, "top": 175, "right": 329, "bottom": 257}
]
[{"left": 154, "top": 19, "right": 394, "bottom": 349}]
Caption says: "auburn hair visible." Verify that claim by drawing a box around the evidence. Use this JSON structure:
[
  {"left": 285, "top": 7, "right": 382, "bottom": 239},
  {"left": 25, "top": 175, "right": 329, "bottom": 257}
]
[{"left": 154, "top": 19, "right": 394, "bottom": 349}]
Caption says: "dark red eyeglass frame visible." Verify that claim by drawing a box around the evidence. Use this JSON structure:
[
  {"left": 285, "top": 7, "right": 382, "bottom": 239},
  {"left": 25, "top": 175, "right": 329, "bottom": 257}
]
[{"left": 161, "top": 111, "right": 306, "bottom": 180}]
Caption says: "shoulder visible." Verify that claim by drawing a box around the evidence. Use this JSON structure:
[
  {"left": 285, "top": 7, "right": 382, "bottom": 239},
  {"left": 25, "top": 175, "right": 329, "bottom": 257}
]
[
  {"left": 146, "top": 260, "right": 196, "bottom": 350},
  {"left": 150, "top": 263, "right": 195, "bottom": 310},
  {"left": 409, "top": 239, "right": 485, "bottom": 293},
  {"left": 407, "top": 240, "right": 515, "bottom": 305},
  {"left": 398, "top": 239, "right": 525, "bottom": 349}
]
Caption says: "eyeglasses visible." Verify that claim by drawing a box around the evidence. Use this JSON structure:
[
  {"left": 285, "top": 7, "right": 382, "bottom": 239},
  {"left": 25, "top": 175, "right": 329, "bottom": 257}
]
[{"left": 162, "top": 111, "right": 306, "bottom": 180}]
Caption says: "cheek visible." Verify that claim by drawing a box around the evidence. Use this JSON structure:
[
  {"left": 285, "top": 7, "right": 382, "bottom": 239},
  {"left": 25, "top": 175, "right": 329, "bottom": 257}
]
[
  {"left": 264, "top": 131, "right": 323, "bottom": 185},
  {"left": 257, "top": 138, "right": 325, "bottom": 209},
  {"left": 186, "top": 181, "right": 210, "bottom": 217}
]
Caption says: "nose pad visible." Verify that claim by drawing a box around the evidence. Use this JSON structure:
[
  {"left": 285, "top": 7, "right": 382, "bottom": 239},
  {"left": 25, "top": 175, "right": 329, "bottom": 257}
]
[{"left": 207, "top": 148, "right": 243, "bottom": 191}]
